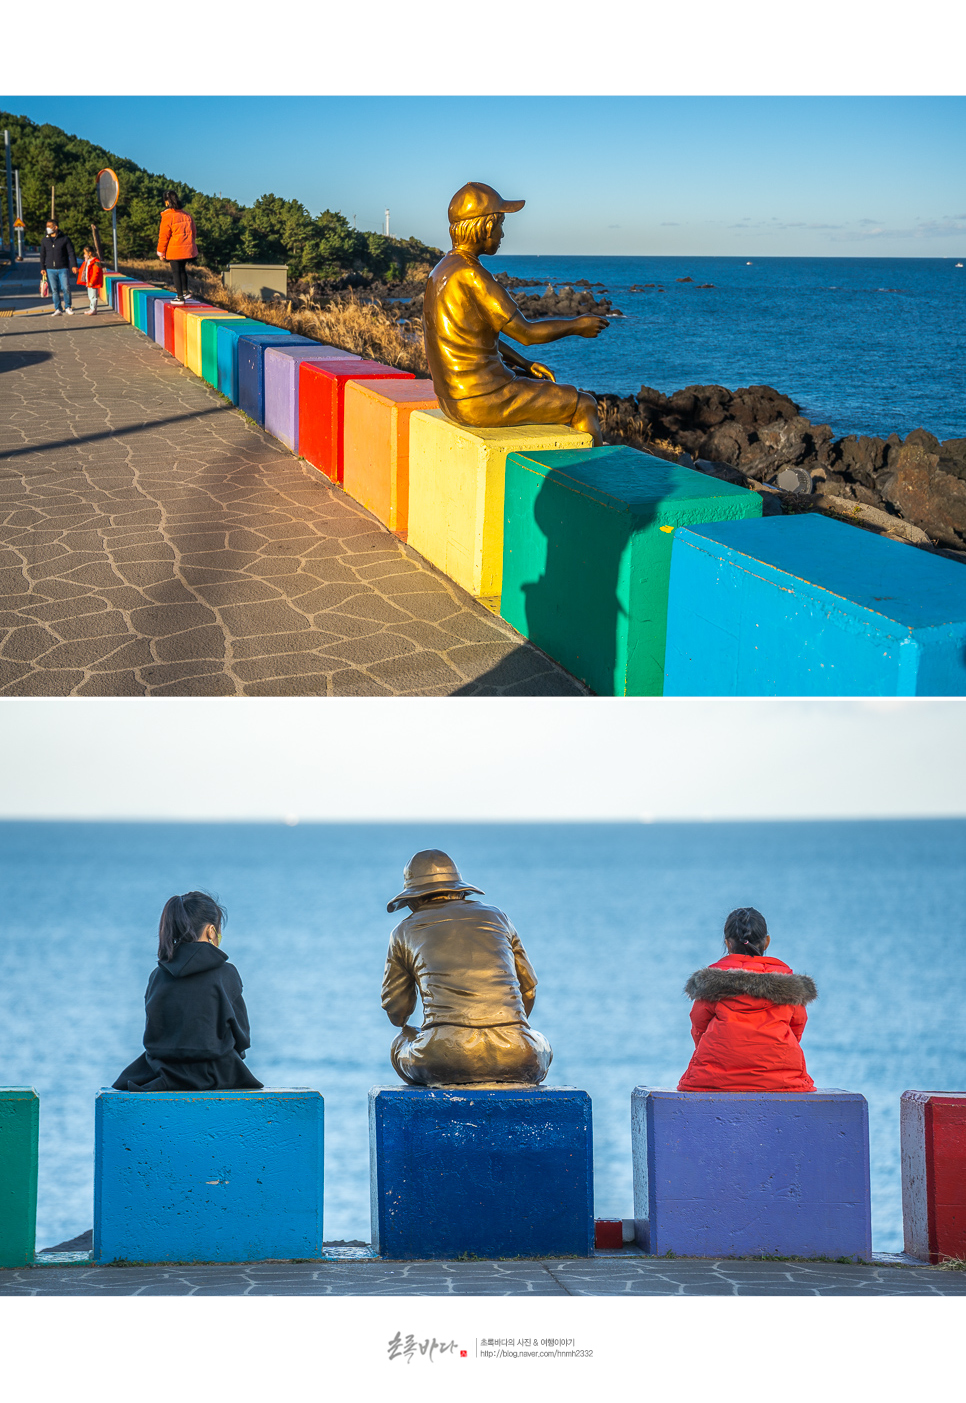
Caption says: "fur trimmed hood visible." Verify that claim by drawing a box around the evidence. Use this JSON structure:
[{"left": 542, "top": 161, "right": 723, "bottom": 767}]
[{"left": 685, "top": 966, "right": 817, "bottom": 1006}]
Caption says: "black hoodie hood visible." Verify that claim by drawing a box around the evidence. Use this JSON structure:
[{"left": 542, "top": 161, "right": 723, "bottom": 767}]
[{"left": 159, "top": 940, "right": 228, "bottom": 978}]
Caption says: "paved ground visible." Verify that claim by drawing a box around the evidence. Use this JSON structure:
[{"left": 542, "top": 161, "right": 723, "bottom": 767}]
[
  {"left": 0, "top": 259, "right": 584, "bottom": 696},
  {"left": 2, "top": 1252, "right": 962, "bottom": 1296}
]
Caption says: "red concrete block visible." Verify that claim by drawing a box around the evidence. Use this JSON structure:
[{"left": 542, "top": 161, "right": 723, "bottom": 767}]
[
  {"left": 162, "top": 301, "right": 215, "bottom": 356},
  {"left": 901, "top": 1090, "right": 966, "bottom": 1263},
  {"left": 298, "top": 359, "right": 413, "bottom": 484},
  {"left": 342, "top": 378, "right": 439, "bottom": 537},
  {"left": 594, "top": 1220, "right": 623, "bottom": 1250}
]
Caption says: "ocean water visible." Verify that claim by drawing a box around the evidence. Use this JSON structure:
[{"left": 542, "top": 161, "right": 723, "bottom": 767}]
[
  {"left": 494, "top": 255, "right": 966, "bottom": 442},
  {"left": 2, "top": 818, "right": 964, "bottom": 1253}
]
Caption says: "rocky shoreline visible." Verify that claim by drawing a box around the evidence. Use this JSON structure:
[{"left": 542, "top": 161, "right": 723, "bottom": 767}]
[{"left": 595, "top": 383, "right": 966, "bottom": 555}]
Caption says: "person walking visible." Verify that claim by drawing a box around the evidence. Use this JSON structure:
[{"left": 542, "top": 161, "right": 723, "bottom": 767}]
[
  {"left": 77, "top": 245, "right": 105, "bottom": 315},
  {"left": 156, "top": 191, "right": 198, "bottom": 305},
  {"left": 39, "top": 219, "right": 79, "bottom": 316}
]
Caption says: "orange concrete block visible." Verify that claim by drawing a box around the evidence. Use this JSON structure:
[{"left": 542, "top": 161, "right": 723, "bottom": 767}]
[
  {"left": 342, "top": 378, "right": 439, "bottom": 537},
  {"left": 171, "top": 305, "right": 217, "bottom": 364}
]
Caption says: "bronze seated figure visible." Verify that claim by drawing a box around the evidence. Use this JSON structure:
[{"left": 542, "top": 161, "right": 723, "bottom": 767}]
[
  {"left": 381, "top": 848, "right": 553, "bottom": 1086},
  {"left": 422, "top": 182, "right": 610, "bottom": 446}
]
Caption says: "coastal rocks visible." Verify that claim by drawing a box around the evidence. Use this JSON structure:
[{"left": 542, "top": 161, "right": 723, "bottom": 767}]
[
  {"left": 594, "top": 382, "right": 966, "bottom": 554},
  {"left": 511, "top": 286, "right": 622, "bottom": 318}
]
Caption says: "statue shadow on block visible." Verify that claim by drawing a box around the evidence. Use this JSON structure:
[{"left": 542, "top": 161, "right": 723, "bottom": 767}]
[{"left": 381, "top": 849, "right": 552, "bottom": 1086}]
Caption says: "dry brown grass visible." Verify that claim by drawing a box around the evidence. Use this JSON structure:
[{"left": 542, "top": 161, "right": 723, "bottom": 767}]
[{"left": 117, "top": 259, "right": 430, "bottom": 377}]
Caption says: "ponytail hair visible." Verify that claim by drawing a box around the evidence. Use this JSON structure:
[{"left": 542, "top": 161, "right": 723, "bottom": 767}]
[
  {"left": 724, "top": 906, "right": 768, "bottom": 957},
  {"left": 158, "top": 891, "right": 226, "bottom": 962}
]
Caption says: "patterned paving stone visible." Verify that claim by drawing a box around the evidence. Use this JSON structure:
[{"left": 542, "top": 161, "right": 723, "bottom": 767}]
[
  {"left": 0, "top": 308, "right": 587, "bottom": 696},
  {"left": 1, "top": 1254, "right": 963, "bottom": 1296}
]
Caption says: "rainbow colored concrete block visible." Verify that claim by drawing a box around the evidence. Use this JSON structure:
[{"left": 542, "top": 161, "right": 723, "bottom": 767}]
[
  {"left": 130, "top": 287, "right": 165, "bottom": 334},
  {"left": 172, "top": 305, "right": 219, "bottom": 364},
  {"left": 186, "top": 311, "right": 244, "bottom": 378},
  {"left": 901, "top": 1091, "right": 966, "bottom": 1264},
  {"left": 501, "top": 444, "right": 761, "bottom": 694},
  {"left": 215, "top": 321, "right": 293, "bottom": 403},
  {"left": 110, "top": 278, "right": 138, "bottom": 313},
  {"left": 632, "top": 1087, "right": 872, "bottom": 1259},
  {"left": 153, "top": 297, "right": 169, "bottom": 345},
  {"left": 238, "top": 334, "right": 316, "bottom": 425},
  {"left": 369, "top": 1086, "right": 593, "bottom": 1260},
  {"left": 407, "top": 412, "right": 593, "bottom": 613},
  {"left": 0, "top": 1088, "right": 39, "bottom": 1268},
  {"left": 163, "top": 301, "right": 216, "bottom": 356},
  {"left": 263, "top": 344, "right": 361, "bottom": 452},
  {"left": 102, "top": 272, "right": 125, "bottom": 305},
  {"left": 196, "top": 315, "right": 251, "bottom": 386},
  {"left": 343, "top": 379, "right": 439, "bottom": 537},
  {"left": 664, "top": 514, "right": 966, "bottom": 696},
  {"left": 299, "top": 360, "right": 413, "bottom": 483},
  {"left": 120, "top": 282, "right": 152, "bottom": 322},
  {"left": 139, "top": 289, "right": 176, "bottom": 337},
  {"left": 94, "top": 1089, "right": 324, "bottom": 1264}
]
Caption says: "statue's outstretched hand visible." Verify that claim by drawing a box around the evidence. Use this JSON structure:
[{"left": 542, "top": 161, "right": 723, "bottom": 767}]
[
  {"left": 530, "top": 361, "right": 556, "bottom": 382},
  {"left": 574, "top": 314, "right": 609, "bottom": 338}
]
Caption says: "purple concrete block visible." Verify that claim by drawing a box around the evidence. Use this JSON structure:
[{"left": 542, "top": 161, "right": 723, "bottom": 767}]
[
  {"left": 263, "top": 344, "right": 360, "bottom": 452},
  {"left": 154, "top": 298, "right": 168, "bottom": 346},
  {"left": 632, "top": 1086, "right": 872, "bottom": 1259}
]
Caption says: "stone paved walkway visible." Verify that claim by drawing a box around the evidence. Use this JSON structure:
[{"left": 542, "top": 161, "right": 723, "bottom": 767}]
[
  {"left": 1, "top": 1253, "right": 962, "bottom": 1296},
  {"left": 0, "top": 263, "right": 584, "bottom": 696}
]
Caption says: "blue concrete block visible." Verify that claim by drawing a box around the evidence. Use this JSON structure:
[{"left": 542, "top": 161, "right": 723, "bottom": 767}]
[
  {"left": 369, "top": 1085, "right": 594, "bottom": 1259},
  {"left": 237, "top": 334, "right": 315, "bottom": 424},
  {"left": 94, "top": 1088, "right": 324, "bottom": 1263},
  {"left": 664, "top": 514, "right": 966, "bottom": 695},
  {"left": 143, "top": 289, "right": 176, "bottom": 340},
  {"left": 632, "top": 1087, "right": 872, "bottom": 1259},
  {"left": 215, "top": 321, "right": 293, "bottom": 404}
]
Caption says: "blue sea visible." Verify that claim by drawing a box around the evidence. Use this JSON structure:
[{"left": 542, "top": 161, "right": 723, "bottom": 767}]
[
  {"left": 2, "top": 818, "right": 964, "bottom": 1254},
  {"left": 495, "top": 256, "right": 966, "bottom": 443}
]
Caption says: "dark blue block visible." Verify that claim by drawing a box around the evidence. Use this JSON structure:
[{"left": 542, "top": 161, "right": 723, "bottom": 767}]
[
  {"left": 632, "top": 1087, "right": 872, "bottom": 1259},
  {"left": 215, "top": 322, "right": 292, "bottom": 404},
  {"left": 664, "top": 514, "right": 966, "bottom": 695},
  {"left": 143, "top": 290, "right": 176, "bottom": 341},
  {"left": 369, "top": 1085, "right": 594, "bottom": 1259},
  {"left": 238, "top": 334, "right": 315, "bottom": 424}
]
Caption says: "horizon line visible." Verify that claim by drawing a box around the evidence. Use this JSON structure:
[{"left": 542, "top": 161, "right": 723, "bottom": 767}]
[{"left": 2, "top": 814, "right": 963, "bottom": 825}]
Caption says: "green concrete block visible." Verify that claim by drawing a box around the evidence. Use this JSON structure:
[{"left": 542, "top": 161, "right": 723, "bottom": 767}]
[
  {"left": 501, "top": 445, "right": 762, "bottom": 695},
  {"left": 0, "top": 1088, "right": 39, "bottom": 1267}
]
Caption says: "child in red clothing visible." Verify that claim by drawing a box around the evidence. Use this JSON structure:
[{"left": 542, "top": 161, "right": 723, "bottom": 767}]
[
  {"left": 678, "top": 907, "right": 816, "bottom": 1093},
  {"left": 77, "top": 247, "right": 105, "bottom": 315}
]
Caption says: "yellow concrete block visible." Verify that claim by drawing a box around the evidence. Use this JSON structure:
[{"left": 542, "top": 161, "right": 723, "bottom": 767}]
[
  {"left": 407, "top": 410, "right": 592, "bottom": 611},
  {"left": 185, "top": 311, "right": 243, "bottom": 377}
]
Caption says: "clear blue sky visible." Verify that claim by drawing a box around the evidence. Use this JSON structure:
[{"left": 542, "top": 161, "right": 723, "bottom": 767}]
[{"left": 7, "top": 96, "right": 965, "bottom": 257}]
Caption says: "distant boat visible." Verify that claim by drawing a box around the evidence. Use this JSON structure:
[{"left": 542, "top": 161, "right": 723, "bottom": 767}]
[
  {"left": 957, "top": 262, "right": 963, "bottom": 267},
  {"left": 746, "top": 261, "right": 753, "bottom": 265}
]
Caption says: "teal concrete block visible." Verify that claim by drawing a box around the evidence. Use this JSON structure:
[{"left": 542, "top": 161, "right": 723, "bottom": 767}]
[
  {"left": 501, "top": 445, "right": 762, "bottom": 695},
  {"left": 369, "top": 1085, "right": 594, "bottom": 1259},
  {"left": 141, "top": 289, "right": 176, "bottom": 338},
  {"left": 664, "top": 514, "right": 966, "bottom": 695},
  {"left": 0, "top": 1088, "right": 39, "bottom": 1267},
  {"left": 215, "top": 321, "right": 292, "bottom": 403},
  {"left": 94, "top": 1089, "right": 324, "bottom": 1263}
]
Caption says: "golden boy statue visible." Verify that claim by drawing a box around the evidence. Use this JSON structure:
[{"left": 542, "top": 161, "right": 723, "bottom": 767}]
[
  {"left": 423, "top": 183, "right": 609, "bottom": 446},
  {"left": 381, "top": 849, "right": 553, "bottom": 1086}
]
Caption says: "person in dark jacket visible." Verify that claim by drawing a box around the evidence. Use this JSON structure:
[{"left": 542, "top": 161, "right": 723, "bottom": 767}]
[
  {"left": 39, "top": 220, "right": 79, "bottom": 316},
  {"left": 113, "top": 891, "right": 263, "bottom": 1092}
]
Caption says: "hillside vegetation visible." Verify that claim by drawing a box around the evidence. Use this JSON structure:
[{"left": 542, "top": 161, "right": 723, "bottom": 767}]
[{"left": 1, "top": 110, "right": 441, "bottom": 285}]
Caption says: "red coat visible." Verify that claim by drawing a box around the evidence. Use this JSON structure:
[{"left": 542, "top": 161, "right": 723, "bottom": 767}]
[
  {"left": 77, "top": 256, "right": 104, "bottom": 289},
  {"left": 677, "top": 953, "right": 816, "bottom": 1093},
  {"left": 157, "top": 208, "right": 198, "bottom": 260}
]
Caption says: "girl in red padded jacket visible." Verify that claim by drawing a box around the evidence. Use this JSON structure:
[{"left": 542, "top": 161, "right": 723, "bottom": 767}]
[{"left": 678, "top": 907, "right": 816, "bottom": 1093}]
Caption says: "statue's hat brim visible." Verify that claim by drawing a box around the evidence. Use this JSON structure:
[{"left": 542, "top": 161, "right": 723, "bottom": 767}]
[
  {"left": 387, "top": 849, "right": 485, "bottom": 912},
  {"left": 387, "top": 878, "right": 484, "bottom": 914}
]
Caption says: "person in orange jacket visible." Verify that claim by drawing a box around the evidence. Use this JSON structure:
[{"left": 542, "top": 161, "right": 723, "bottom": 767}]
[
  {"left": 677, "top": 907, "right": 817, "bottom": 1093},
  {"left": 157, "top": 190, "right": 199, "bottom": 305},
  {"left": 77, "top": 246, "right": 105, "bottom": 315}
]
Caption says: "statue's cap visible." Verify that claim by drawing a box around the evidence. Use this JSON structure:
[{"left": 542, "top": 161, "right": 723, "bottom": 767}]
[
  {"left": 448, "top": 183, "right": 525, "bottom": 223},
  {"left": 387, "top": 849, "right": 484, "bottom": 913}
]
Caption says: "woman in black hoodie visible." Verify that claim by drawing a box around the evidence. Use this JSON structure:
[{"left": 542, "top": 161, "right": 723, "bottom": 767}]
[{"left": 113, "top": 891, "right": 263, "bottom": 1092}]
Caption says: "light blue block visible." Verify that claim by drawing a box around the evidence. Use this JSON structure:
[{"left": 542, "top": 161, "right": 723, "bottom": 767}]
[
  {"left": 632, "top": 1087, "right": 872, "bottom": 1259},
  {"left": 664, "top": 514, "right": 966, "bottom": 695},
  {"left": 94, "top": 1089, "right": 324, "bottom": 1263},
  {"left": 369, "top": 1085, "right": 594, "bottom": 1260}
]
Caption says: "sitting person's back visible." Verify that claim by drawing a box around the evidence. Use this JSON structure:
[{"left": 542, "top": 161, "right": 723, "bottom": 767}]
[
  {"left": 114, "top": 891, "right": 263, "bottom": 1093},
  {"left": 677, "top": 907, "right": 816, "bottom": 1094}
]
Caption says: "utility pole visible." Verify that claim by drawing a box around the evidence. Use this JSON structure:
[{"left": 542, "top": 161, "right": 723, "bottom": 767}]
[
  {"left": 14, "top": 169, "right": 23, "bottom": 259},
  {"left": 51, "top": 185, "right": 56, "bottom": 221},
  {"left": 4, "top": 130, "right": 14, "bottom": 259},
  {"left": 384, "top": 208, "right": 390, "bottom": 237}
]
